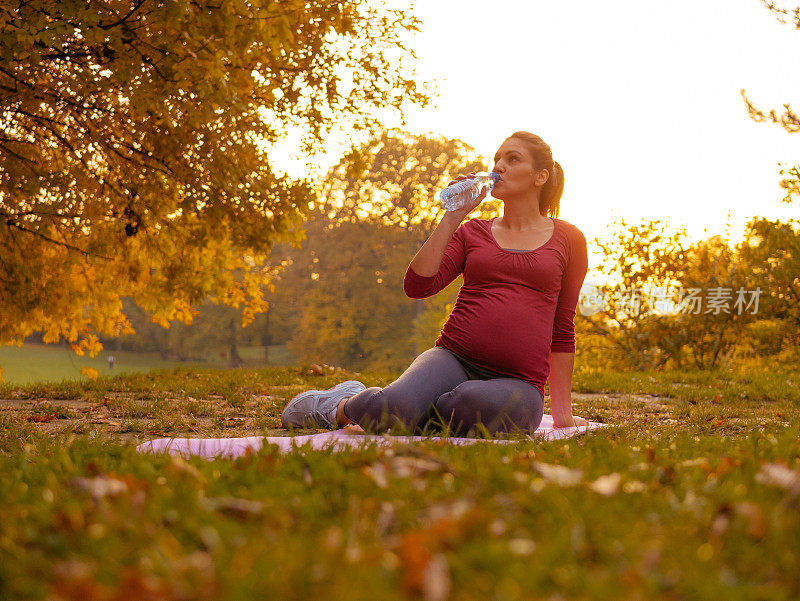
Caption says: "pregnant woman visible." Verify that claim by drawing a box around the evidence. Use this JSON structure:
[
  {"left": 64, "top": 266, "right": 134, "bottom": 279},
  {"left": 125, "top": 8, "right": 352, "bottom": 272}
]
[{"left": 281, "top": 131, "right": 589, "bottom": 435}]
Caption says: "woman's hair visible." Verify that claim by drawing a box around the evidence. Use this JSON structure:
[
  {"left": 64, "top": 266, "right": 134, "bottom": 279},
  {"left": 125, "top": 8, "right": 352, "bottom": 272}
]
[{"left": 507, "top": 131, "right": 564, "bottom": 218}]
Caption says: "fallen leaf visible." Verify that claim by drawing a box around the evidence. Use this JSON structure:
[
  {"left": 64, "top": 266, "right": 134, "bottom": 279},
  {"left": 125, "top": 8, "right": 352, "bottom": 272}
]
[
  {"left": 508, "top": 538, "right": 536, "bottom": 556},
  {"left": 714, "top": 456, "right": 739, "bottom": 477},
  {"left": 422, "top": 554, "right": 451, "bottom": 601},
  {"left": 400, "top": 534, "right": 451, "bottom": 601},
  {"left": 203, "top": 496, "right": 263, "bottom": 519},
  {"left": 622, "top": 480, "right": 648, "bottom": 494},
  {"left": 679, "top": 457, "right": 711, "bottom": 471},
  {"left": 321, "top": 526, "right": 343, "bottom": 551},
  {"left": 69, "top": 476, "right": 128, "bottom": 501},
  {"left": 424, "top": 499, "right": 473, "bottom": 525},
  {"left": 164, "top": 455, "right": 207, "bottom": 484},
  {"left": 755, "top": 462, "right": 800, "bottom": 493},
  {"left": 362, "top": 463, "right": 388, "bottom": 489},
  {"left": 710, "top": 509, "right": 731, "bottom": 537},
  {"left": 389, "top": 456, "right": 447, "bottom": 478},
  {"left": 400, "top": 531, "right": 432, "bottom": 595},
  {"left": 533, "top": 461, "right": 583, "bottom": 486},
  {"left": 489, "top": 519, "right": 507, "bottom": 536},
  {"left": 587, "top": 472, "right": 622, "bottom": 496},
  {"left": 27, "top": 414, "right": 56, "bottom": 423},
  {"left": 734, "top": 502, "right": 766, "bottom": 540}
]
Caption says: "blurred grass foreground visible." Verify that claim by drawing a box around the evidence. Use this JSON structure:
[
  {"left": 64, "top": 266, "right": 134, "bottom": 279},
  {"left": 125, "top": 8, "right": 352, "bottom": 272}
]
[{"left": 1, "top": 363, "right": 798, "bottom": 600}]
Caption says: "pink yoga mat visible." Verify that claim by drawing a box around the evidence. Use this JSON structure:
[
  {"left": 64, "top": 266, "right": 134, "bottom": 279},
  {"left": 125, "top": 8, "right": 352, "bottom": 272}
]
[{"left": 136, "top": 414, "right": 607, "bottom": 460}]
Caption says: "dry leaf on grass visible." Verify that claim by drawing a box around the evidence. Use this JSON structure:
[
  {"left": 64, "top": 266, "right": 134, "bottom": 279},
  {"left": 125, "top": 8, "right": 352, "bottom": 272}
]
[
  {"left": 755, "top": 462, "right": 800, "bottom": 492},
  {"left": 203, "top": 497, "right": 263, "bottom": 519},
  {"left": 400, "top": 534, "right": 451, "bottom": 601},
  {"left": 27, "top": 414, "right": 57, "bottom": 423},
  {"left": 533, "top": 461, "right": 583, "bottom": 486},
  {"left": 69, "top": 476, "right": 128, "bottom": 501},
  {"left": 734, "top": 502, "right": 767, "bottom": 539},
  {"left": 587, "top": 473, "right": 622, "bottom": 496}
]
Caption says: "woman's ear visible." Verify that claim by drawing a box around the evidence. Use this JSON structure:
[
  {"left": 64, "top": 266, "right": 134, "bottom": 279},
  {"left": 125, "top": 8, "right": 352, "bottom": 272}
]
[{"left": 535, "top": 169, "right": 550, "bottom": 186}]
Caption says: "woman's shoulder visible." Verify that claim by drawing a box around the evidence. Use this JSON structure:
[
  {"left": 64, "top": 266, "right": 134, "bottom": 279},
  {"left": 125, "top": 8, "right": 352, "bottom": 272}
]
[
  {"left": 457, "top": 217, "right": 493, "bottom": 235},
  {"left": 464, "top": 217, "right": 493, "bottom": 227},
  {"left": 553, "top": 218, "right": 586, "bottom": 243}
]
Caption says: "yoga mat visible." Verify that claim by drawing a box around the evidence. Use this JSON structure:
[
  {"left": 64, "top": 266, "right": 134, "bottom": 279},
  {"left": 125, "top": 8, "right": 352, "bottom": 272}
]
[{"left": 136, "top": 414, "right": 607, "bottom": 460}]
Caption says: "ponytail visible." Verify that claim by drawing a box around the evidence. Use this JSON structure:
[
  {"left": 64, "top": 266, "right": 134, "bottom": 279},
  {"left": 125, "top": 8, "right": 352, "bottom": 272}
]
[{"left": 508, "top": 132, "right": 564, "bottom": 218}]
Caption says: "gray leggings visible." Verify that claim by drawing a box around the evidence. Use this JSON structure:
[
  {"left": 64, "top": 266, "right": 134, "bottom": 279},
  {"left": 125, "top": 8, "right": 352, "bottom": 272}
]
[{"left": 342, "top": 347, "right": 544, "bottom": 435}]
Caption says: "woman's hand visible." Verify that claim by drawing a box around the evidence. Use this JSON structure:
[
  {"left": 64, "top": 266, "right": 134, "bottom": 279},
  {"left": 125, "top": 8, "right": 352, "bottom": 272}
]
[
  {"left": 442, "top": 172, "right": 490, "bottom": 221},
  {"left": 552, "top": 415, "right": 589, "bottom": 429}
]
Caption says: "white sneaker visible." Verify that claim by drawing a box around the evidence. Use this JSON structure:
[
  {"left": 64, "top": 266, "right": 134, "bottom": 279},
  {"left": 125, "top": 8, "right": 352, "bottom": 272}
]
[{"left": 281, "top": 380, "right": 366, "bottom": 429}]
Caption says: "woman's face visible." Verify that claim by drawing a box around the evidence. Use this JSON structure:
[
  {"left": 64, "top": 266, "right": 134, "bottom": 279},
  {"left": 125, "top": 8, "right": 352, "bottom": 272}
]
[{"left": 491, "top": 138, "right": 549, "bottom": 200}]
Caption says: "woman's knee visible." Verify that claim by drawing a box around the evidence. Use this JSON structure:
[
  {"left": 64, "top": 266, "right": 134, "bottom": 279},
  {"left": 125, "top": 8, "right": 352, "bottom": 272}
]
[{"left": 435, "top": 381, "right": 542, "bottom": 435}]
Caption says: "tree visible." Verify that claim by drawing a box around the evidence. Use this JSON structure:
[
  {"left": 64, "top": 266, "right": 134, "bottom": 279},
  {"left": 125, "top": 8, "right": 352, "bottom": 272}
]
[
  {"left": 117, "top": 297, "right": 252, "bottom": 367},
  {"left": 321, "top": 130, "right": 498, "bottom": 356},
  {"left": 736, "top": 216, "right": 800, "bottom": 359},
  {"left": 675, "top": 235, "right": 756, "bottom": 370},
  {"left": 740, "top": 1, "right": 800, "bottom": 204},
  {"left": 321, "top": 130, "right": 498, "bottom": 235},
  {"left": 286, "top": 215, "right": 418, "bottom": 372},
  {"left": 0, "top": 0, "right": 428, "bottom": 377},
  {"left": 580, "top": 219, "right": 769, "bottom": 372},
  {"left": 581, "top": 219, "right": 690, "bottom": 371},
  {"left": 271, "top": 131, "right": 497, "bottom": 371}
]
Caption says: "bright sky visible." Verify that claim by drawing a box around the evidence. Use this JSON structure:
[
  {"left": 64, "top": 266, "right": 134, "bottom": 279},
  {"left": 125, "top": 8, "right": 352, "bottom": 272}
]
[{"left": 279, "top": 0, "right": 800, "bottom": 259}]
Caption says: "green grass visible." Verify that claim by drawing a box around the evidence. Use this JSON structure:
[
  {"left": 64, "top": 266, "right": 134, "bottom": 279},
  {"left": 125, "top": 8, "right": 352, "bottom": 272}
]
[
  {"left": 573, "top": 366, "right": 800, "bottom": 404},
  {"left": 0, "top": 343, "right": 294, "bottom": 385},
  {"left": 1, "top": 365, "right": 798, "bottom": 600}
]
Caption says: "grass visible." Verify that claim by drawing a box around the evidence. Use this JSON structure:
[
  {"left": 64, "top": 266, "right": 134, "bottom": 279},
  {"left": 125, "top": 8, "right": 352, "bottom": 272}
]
[
  {"left": 0, "top": 343, "right": 294, "bottom": 385},
  {"left": 0, "top": 364, "right": 798, "bottom": 600}
]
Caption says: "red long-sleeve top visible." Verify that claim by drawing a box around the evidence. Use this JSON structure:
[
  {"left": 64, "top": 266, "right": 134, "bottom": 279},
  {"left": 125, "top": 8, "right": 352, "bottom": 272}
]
[{"left": 403, "top": 217, "right": 588, "bottom": 396}]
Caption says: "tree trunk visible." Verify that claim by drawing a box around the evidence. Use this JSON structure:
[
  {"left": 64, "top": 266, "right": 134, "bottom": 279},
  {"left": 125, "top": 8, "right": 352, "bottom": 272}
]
[
  {"left": 228, "top": 320, "right": 243, "bottom": 368},
  {"left": 262, "top": 308, "right": 270, "bottom": 365}
]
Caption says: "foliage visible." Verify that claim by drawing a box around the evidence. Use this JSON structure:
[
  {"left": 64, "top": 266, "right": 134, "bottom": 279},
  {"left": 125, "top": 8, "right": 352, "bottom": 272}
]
[
  {"left": 674, "top": 234, "right": 757, "bottom": 370},
  {"left": 0, "top": 0, "right": 428, "bottom": 371},
  {"left": 117, "top": 297, "right": 267, "bottom": 366},
  {"left": 271, "top": 131, "right": 499, "bottom": 371},
  {"left": 736, "top": 217, "right": 800, "bottom": 348},
  {"left": 581, "top": 219, "right": 690, "bottom": 371},
  {"left": 739, "top": 1, "right": 800, "bottom": 204},
  {"left": 577, "top": 217, "right": 797, "bottom": 371},
  {"left": 285, "top": 216, "right": 418, "bottom": 372},
  {"left": 320, "top": 129, "right": 498, "bottom": 234}
]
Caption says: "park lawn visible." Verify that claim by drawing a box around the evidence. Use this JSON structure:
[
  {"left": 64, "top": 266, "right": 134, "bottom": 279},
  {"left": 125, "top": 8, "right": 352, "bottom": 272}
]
[
  {"left": 0, "top": 344, "right": 198, "bottom": 386},
  {"left": 0, "top": 365, "right": 798, "bottom": 601},
  {"left": 0, "top": 343, "right": 294, "bottom": 386}
]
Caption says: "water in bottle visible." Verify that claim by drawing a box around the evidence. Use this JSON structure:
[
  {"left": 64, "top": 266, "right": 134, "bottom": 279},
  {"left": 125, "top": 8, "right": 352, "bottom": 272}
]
[{"left": 435, "top": 172, "right": 500, "bottom": 211}]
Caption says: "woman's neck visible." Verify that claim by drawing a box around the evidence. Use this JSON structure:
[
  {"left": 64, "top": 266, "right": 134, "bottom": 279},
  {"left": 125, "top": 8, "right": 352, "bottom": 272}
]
[{"left": 497, "top": 200, "right": 551, "bottom": 231}]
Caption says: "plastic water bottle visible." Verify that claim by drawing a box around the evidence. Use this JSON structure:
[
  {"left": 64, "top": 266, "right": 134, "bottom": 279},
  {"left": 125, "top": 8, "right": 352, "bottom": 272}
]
[{"left": 435, "top": 172, "right": 500, "bottom": 211}]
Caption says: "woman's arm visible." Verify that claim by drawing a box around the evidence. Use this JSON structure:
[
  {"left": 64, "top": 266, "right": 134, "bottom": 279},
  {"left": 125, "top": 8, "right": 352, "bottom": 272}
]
[
  {"left": 409, "top": 172, "right": 490, "bottom": 277},
  {"left": 408, "top": 211, "right": 464, "bottom": 277},
  {"left": 405, "top": 179, "right": 490, "bottom": 298},
  {"left": 548, "top": 351, "right": 582, "bottom": 427},
  {"left": 549, "top": 225, "right": 589, "bottom": 428}
]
